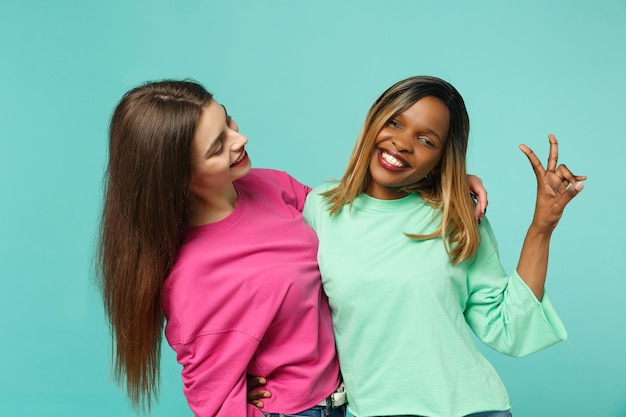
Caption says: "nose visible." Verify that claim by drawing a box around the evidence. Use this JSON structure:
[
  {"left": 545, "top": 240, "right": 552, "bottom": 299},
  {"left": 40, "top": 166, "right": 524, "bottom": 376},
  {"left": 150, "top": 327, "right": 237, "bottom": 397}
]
[
  {"left": 391, "top": 132, "right": 412, "bottom": 153},
  {"left": 229, "top": 129, "right": 248, "bottom": 151}
]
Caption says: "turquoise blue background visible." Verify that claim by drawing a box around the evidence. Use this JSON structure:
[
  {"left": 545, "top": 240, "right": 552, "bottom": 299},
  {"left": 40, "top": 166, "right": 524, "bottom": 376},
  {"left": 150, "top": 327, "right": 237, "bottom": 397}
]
[{"left": 1, "top": 1, "right": 625, "bottom": 416}]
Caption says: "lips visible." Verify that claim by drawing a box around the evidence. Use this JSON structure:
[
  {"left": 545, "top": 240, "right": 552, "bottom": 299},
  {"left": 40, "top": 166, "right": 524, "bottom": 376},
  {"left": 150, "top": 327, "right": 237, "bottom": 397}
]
[
  {"left": 377, "top": 148, "right": 409, "bottom": 171},
  {"left": 230, "top": 149, "right": 248, "bottom": 167}
]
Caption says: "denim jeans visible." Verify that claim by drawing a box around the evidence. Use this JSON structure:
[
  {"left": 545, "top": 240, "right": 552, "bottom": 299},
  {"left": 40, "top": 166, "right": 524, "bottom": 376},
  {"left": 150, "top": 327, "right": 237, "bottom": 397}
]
[
  {"left": 384, "top": 411, "right": 511, "bottom": 417},
  {"left": 262, "top": 403, "right": 346, "bottom": 417}
]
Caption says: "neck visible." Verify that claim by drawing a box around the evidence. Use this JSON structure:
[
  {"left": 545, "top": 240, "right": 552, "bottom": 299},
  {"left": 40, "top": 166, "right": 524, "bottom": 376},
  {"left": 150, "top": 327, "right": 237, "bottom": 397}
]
[
  {"left": 188, "top": 183, "right": 238, "bottom": 226},
  {"left": 365, "top": 185, "right": 409, "bottom": 200}
]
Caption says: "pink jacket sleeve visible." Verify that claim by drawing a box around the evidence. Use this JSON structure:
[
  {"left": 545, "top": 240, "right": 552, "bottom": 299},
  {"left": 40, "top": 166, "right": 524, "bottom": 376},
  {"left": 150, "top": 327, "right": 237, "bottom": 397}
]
[{"left": 283, "top": 174, "right": 311, "bottom": 211}]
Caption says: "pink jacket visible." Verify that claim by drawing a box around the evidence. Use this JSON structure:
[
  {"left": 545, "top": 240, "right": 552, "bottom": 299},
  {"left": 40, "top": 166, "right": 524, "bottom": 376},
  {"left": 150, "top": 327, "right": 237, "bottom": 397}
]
[{"left": 162, "top": 169, "right": 340, "bottom": 416}]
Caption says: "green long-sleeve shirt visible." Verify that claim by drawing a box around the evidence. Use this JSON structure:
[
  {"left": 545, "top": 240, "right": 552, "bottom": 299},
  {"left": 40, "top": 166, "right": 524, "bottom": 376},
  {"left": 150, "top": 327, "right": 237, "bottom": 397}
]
[{"left": 303, "top": 183, "right": 567, "bottom": 417}]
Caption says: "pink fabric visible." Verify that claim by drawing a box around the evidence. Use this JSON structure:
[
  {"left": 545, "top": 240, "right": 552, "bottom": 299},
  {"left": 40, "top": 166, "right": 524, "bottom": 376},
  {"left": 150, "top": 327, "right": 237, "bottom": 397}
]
[{"left": 162, "top": 169, "right": 340, "bottom": 417}]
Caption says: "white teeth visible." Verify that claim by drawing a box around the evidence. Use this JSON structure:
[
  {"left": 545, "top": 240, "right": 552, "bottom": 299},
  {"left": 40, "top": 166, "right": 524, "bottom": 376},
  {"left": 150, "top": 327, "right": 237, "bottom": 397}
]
[
  {"left": 233, "top": 151, "right": 245, "bottom": 164},
  {"left": 381, "top": 151, "right": 405, "bottom": 167}
]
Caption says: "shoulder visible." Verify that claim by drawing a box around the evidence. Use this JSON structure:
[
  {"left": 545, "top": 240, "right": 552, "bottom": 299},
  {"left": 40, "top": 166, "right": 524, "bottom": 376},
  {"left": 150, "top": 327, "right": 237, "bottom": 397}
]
[
  {"left": 471, "top": 216, "right": 500, "bottom": 266},
  {"left": 239, "top": 168, "right": 289, "bottom": 184},
  {"left": 477, "top": 216, "right": 499, "bottom": 249},
  {"left": 308, "top": 182, "right": 337, "bottom": 201},
  {"left": 304, "top": 182, "right": 335, "bottom": 209},
  {"left": 303, "top": 182, "right": 338, "bottom": 225},
  {"left": 238, "top": 168, "right": 306, "bottom": 190},
  {"left": 238, "top": 168, "right": 311, "bottom": 210}
]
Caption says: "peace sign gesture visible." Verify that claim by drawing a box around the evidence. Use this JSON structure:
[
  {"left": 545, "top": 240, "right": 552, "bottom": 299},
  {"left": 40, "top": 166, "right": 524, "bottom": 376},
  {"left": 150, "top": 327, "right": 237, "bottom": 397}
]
[
  {"left": 515, "top": 134, "right": 586, "bottom": 299},
  {"left": 519, "top": 134, "right": 586, "bottom": 233}
]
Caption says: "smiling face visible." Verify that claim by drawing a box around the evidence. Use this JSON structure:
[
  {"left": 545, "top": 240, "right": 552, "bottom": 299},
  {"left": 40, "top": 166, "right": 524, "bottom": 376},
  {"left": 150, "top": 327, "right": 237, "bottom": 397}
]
[
  {"left": 366, "top": 96, "right": 450, "bottom": 200},
  {"left": 189, "top": 99, "right": 251, "bottom": 200}
]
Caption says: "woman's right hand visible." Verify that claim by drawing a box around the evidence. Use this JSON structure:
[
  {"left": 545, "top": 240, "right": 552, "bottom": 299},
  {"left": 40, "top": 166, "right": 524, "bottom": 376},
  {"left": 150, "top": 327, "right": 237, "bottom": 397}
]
[{"left": 246, "top": 374, "right": 271, "bottom": 408}]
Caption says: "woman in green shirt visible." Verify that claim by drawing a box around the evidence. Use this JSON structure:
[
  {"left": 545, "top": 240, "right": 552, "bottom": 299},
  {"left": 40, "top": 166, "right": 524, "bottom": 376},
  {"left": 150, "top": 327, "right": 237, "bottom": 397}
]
[
  {"left": 252, "top": 75, "right": 585, "bottom": 417},
  {"left": 303, "top": 75, "right": 585, "bottom": 417}
]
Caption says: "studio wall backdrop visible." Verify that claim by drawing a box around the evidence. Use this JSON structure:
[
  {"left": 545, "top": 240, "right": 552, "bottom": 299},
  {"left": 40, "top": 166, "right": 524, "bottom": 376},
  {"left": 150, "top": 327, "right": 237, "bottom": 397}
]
[{"left": 1, "top": 1, "right": 625, "bottom": 416}]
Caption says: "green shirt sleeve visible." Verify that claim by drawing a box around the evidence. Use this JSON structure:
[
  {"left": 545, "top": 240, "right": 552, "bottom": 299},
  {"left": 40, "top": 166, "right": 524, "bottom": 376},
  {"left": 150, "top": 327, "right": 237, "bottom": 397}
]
[{"left": 464, "top": 219, "right": 568, "bottom": 357}]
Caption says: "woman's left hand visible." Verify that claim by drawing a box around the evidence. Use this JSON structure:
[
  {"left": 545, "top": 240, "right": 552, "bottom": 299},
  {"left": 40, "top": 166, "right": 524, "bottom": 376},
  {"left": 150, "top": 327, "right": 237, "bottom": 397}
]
[{"left": 520, "top": 134, "right": 586, "bottom": 233}]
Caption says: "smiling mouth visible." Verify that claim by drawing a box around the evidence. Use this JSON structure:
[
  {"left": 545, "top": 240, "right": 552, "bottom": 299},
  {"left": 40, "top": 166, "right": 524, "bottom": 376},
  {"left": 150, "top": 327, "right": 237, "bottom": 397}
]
[
  {"left": 379, "top": 149, "right": 408, "bottom": 168},
  {"left": 230, "top": 150, "right": 247, "bottom": 167}
]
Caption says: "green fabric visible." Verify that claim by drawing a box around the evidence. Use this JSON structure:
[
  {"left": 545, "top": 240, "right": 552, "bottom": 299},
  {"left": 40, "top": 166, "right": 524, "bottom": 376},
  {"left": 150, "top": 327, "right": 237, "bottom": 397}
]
[{"left": 304, "top": 183, "right": 567, "bottom": 417}]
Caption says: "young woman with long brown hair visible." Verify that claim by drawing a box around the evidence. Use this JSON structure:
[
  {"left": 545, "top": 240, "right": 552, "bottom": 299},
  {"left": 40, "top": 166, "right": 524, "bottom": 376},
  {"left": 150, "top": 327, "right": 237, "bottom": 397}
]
[
  {"left": 97, "top": 80, "right": 346, "bottom": 417},
  {"left": 300, "top": 76, "right": 586, "bottom": 416}
]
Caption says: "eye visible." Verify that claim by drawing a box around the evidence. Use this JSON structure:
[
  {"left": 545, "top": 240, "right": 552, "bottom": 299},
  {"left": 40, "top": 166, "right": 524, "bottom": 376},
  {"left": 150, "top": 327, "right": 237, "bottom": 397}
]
[
  {"left": 211, "top": 138, "right": 224, "bottom": 156},
  {"left": 212, "top": 145, "right": 223, "bottom": 156},
  {"left": 418, "top": 136, "right": 435, "bottom": 147},
  {"left": 388, "top": 119, "right": 401, "bottom": 129}
]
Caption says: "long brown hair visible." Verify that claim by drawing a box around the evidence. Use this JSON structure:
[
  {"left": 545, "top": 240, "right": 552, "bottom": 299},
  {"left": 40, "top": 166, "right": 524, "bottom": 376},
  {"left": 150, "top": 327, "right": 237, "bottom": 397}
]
[
  {"left": 324, "top": 76, "right": 480, "bottom": 264},
  {"left": 97, "top": 80, "right": 212, "bottom": 411}
]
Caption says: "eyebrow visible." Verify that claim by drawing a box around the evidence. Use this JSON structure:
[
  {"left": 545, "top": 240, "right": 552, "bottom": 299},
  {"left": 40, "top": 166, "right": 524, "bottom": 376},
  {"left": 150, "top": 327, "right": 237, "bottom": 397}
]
[
  {"left": 421, "top": 128, "right": 444, "bottom": 143},
  {"left": 203, "top": 104, "right": 230, "bottom": 158}
]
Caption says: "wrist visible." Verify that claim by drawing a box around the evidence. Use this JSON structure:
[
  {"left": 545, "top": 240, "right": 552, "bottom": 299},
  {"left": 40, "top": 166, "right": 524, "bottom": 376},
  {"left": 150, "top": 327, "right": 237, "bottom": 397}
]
[{"left": 527, "top": 221, "right": 555, "bottom": 239}]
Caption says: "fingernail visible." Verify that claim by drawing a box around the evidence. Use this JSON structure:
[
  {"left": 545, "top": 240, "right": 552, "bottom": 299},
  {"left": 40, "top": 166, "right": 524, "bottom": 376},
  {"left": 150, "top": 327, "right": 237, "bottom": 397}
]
[{"left": 575, "top": 182, "right": 584, "bottom": 191}]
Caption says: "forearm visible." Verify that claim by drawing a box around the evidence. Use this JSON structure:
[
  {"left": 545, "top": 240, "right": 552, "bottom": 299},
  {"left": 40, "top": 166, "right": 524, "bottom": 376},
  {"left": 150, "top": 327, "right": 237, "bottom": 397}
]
[{"left": 516, "top": 224, "right": 553, "bottom": 300}]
